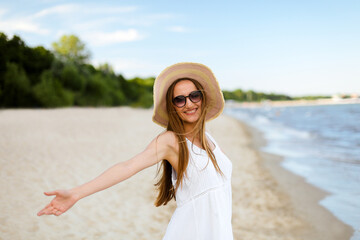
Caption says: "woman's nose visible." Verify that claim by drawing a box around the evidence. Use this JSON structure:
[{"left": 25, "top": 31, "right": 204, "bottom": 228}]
[{"left": 185, "top": 97, "right": 195, "bottom": 108}]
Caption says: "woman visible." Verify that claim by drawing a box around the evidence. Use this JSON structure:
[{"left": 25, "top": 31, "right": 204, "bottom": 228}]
[{"left": 37, "top": 62, "right": 233, "bottom": 240}]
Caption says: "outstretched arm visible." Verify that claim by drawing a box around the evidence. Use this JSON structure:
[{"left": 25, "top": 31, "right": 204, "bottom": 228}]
[{"left": 37, "top": 131, "right": 178, "bottom": 216}]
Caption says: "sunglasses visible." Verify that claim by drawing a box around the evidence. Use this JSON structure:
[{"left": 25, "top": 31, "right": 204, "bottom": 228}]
[{"left": 172, "top": 90, "right": 203, "bottom": 108}]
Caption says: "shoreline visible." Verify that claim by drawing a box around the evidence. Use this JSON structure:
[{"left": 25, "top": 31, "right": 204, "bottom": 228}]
[
  {"left": 230, "top": 114, "right": 354, "bottom": 239},
  {"left": 226, "top": 98, "right": 360, "bottom": 108}
]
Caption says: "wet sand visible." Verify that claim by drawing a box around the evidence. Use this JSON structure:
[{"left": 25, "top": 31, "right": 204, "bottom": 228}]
[{"left": 0, "top": 107, "right": 353, "bottom": 239}]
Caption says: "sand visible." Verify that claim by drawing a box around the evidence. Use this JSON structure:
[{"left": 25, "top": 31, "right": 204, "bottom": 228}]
[{"left": 0, "top": 107, "right": 353, "bottom": 239}]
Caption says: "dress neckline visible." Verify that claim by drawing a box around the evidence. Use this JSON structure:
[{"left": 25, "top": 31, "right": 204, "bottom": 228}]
[{"left": 185, "top": 136, "right": 217, "bottom": 152}]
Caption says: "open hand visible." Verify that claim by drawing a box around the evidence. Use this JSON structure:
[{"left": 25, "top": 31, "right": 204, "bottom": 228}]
[{"left": 37, "top": 189, "right": 79, "bottom": 216}]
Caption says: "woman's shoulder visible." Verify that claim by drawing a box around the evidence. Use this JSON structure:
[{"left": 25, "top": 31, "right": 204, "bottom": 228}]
[
  {"left": 154, "top": 131, "right": 179, "bottom": 166},
  {"left": 205, "top": 131, "right": 216, "bottom": 142},
  {"left": 157, "top": 130, "right": 179, "bottom": 149}
]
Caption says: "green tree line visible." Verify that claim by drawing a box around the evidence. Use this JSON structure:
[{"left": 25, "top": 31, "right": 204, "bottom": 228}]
[
  {"left": 222, "top": 89, "right": 292, "bottom": 102},
  {"left": 1, "top": 32, "right": 309, "bottom": 108},
  {"left": 0, "top": 33, "right": 154, "bottom": 108}
]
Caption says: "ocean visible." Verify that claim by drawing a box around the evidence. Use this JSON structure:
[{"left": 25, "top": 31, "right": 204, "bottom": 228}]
[{"left": 225, "top": 103, "right": 360, "bottom": 240}]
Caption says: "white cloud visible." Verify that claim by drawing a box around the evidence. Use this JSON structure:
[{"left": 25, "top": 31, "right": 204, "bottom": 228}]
[
  {"left": 112, "top": 13, "right": 176, "bottom": 27},
  {"left": 0, "top": 18, "right": 49, "bottom": 35},
  {"left": 168, "top": 26, "right": 187, "bottom": 33},
  {"left": 84, "top": 6, "right": 138, "bottom": 14},
  {"left": 32, "top": 4, "right": 78, "bottom": 18},
  {"left": 92, "top": 58, "right": 161, "bottom": 78},
  {"left": 84, "top": 29, "right": 143, "bottom": 46},
  {"left": 32, "top": 4, "right": 137, "bottom": 19},
  {"left": 72, "top": 17, "right": 120, "bottom": 31},
  {"left": 0, "top": 3, "right": 175, "bottom": 39},
  {"left": 148, "top": 13, "right": 175, "bottom": 21},
  {"left": 0, "top": 8, "right": 7, "bottom": 16}
]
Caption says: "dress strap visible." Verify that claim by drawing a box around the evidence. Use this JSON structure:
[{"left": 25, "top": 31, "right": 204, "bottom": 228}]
[{"left": 205, "top": 132, "right": 218, "bottom": 149}]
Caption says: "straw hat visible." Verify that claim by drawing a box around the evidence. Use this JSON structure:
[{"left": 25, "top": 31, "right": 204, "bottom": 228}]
[{"left": 152, "top": 62, "right": 225, "bottom": 128}]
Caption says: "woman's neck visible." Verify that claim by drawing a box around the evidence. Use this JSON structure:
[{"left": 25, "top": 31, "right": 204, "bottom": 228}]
[{"left": 184, "top": 122, "right": 199, "bottom": 140}]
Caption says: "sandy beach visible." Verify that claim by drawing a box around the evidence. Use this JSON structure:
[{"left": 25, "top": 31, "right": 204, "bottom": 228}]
[{"left": 0, "top": 107, "right": 353, "bottom": 239}]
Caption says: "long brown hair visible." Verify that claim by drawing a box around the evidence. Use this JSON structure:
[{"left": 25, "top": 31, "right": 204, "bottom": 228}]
[{"left": 154, "top": 78, "right": 223, "bottom": 206}]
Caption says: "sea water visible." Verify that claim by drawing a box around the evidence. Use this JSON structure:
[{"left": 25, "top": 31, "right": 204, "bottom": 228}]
[{"left": 226, "top": 103, "right": 360, "bottom": 240}]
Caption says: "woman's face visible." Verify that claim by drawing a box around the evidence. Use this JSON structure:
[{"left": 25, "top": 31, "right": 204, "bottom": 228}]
[{"left": 173, "top": 80, "right": 202, "bottom": 125}]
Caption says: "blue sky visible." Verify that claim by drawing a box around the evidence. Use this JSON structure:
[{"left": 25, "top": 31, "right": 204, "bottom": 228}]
[{"left": 1, "top": 0, "right": 359, "bottom": 96}]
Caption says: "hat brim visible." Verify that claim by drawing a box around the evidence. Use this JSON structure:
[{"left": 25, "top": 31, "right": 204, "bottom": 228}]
[{"left": 152, "top": 62, "right": 224, "bottom": 128}]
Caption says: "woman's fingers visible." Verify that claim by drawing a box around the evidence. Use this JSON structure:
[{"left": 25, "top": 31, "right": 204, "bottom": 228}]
[
  {"left": 37, "top": 204, "right": 49, "bottom": 216},
  {"left": 45, "top": 209, "right": 55, "bottom": 215},
  {"left": 38, "top": 208, "right": 51, "bottom": 216},
  {"left": 44, "top": 190, "right": 58, "bottom": 196},
  {"left": 38, "top": 205, "right": 62, "bottom": 216},
  {"left": 51, "top": 207, "right": 57, "bottom": 214},
  {"left": 38, "top": 189, "right": 72, "bottom": 217},
  {"left": 37, "top": 210, "right": 44, "bottom": 216},
  {"left": 37, "top": 193, "right": 59, "bottom": 216},
  {"left": 54, "top": 210, "right": 62, "bottom": 216},
  {"left": 49, "top": 205, "right": 63, "bottom": 216}
]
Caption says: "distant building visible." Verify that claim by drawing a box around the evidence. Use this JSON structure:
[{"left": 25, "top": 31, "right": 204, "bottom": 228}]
[
  {"left": 350, "top": 93, "right": 359, "bottom": 99},
  {"left": 332, "top": 94, "right": 343, "bottom": 101}
]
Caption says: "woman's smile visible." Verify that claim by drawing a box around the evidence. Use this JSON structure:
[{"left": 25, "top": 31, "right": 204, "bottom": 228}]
[{"left": 183, "top": 108, "right": 198, "bottom": 115}]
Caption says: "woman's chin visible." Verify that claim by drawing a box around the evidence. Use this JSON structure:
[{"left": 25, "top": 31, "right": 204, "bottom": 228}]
[{"left": 181, "top": 115, "right": 201, "bottom": 125}]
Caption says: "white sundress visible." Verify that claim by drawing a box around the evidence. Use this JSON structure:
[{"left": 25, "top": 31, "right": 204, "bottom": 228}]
[{"left": 162, "top": 133, "right": 233, "bottom": 240}]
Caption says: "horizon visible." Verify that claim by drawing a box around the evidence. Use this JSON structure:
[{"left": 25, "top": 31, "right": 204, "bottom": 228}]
[{"left": 1, "top": 0, "right": 359, "bottom": 97}]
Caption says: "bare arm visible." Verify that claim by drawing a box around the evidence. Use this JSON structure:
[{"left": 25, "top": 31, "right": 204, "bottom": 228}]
[
  {"left": 37, "top": 131, "right": 178, "bottom": 216},
  {"left": 71, "top": 134, "right": 173, "bottom": 200}
]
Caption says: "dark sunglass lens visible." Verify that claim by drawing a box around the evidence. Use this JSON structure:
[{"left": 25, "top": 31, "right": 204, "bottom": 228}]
[
  {"left": 189, "top": 91, "right": 202, "bottom": 103},
  {"left": 173, "top": 96, "right": 186, "bottom": 107}
]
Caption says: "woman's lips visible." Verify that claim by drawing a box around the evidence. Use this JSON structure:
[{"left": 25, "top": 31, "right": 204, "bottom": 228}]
[{"left": 183, "top": 108, "right": 197, "bottom": 115}]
